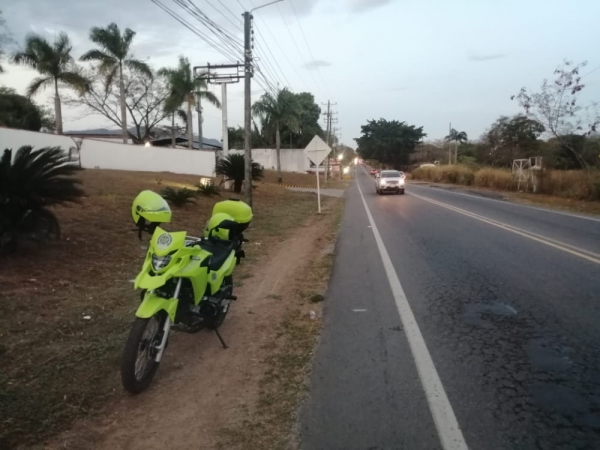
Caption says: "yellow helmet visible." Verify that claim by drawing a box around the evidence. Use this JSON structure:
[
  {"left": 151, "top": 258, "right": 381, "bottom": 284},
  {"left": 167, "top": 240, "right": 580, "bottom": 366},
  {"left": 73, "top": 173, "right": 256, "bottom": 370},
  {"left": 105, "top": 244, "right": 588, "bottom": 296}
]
[
  {"left": 132, "top": 190, "right": 172, "bottom": 238},
  {"left": 204, "top": 212, "right": 236, "bottom": 240}
]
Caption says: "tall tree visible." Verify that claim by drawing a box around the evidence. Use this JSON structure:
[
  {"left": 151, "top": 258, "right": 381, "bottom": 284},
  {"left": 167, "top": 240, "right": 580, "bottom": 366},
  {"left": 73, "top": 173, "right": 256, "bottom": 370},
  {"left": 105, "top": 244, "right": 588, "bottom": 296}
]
[
  {"left": 512, "top": 60, "right": 600, "bottom": 169},
  {"left": 0, "top": 10, "right": 11, "bottom": 74},
  {"left": 252, "top": 88, "right": 300, "bottom": 183},
  {"left": 280, "top": 92, "right": 323, "bottom": 148},
  {"left": 159, "top": 56, "right": 220, "bottom": 149},
  {"left": 0, "top": 86, "right": 42, "bottom": 131},
  {"left": 11, "top": 32, "right": 88, "bottom": 134},
  {"left": 483, "top": 115, "right": 545, "bottom": 167},
  {"left": 66, "top": 67, "right": 171, "bottom": 143},
  {"left": 80, "top": 23, "right": 152, "bottom": 143},
  {"left": 445, "top": 128, "right": 468, "bottom": 164},
  {"left": 355, "top": 119, "right": 426, "bottom": 169}
]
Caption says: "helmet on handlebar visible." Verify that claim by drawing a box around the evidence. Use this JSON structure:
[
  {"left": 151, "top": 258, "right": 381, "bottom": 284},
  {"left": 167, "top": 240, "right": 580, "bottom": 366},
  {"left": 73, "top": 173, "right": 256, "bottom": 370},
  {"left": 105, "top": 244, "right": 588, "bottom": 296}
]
[
  {"left": 132, "top": 190, "right": 172, "bottom": 239},
  {"left": 204, "top": 212, "right": 236, "bottom": 241}
]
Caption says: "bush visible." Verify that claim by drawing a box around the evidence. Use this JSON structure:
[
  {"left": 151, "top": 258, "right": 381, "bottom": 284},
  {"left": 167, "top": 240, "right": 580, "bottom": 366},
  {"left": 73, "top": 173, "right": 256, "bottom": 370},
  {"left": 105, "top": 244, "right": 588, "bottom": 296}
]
[
  {"left": 160, "top": 187, "right": 197, "bottom": 207},
  {"left": 196, "top": 184, "right": 221, "bottom": 197},
  {"left": 215, "top": 153, "right": 264, "bottom": 194},
  {"left": 0, "top": 146, "right": 84, "bottom": 253}
]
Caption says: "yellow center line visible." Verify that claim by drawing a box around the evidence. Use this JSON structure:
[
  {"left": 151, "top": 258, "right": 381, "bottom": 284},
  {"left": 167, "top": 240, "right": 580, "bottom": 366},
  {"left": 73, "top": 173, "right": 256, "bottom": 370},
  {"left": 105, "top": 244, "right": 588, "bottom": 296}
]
[{"left": 408, "top": 191, "right": 600, "bottom": 265}]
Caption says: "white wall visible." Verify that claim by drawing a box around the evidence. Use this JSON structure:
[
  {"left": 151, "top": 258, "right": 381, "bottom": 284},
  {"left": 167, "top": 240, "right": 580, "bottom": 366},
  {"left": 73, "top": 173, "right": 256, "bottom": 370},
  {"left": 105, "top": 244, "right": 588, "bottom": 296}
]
[
  {"left": 1, "top": 128, "right": 215, "bottom": 176},
  {"left": 80, "top": 140, "right": 215, "bottom": 176},
  {"left": 1, "top": 127, "right": 79, "bottom": 152},
  {"left": 229, "top": 148, "right": 323, "bottom": 173}
]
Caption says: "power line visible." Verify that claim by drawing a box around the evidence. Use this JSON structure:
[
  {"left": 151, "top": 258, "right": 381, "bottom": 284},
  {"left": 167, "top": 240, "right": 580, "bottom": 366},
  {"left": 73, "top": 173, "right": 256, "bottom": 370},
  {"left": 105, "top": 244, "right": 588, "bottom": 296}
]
[
  {"left": 202, "top": 0, "right": 243, "bottom": 32},
  {"left": 253, "top": 23, "right": 291, "bottom": 89},
  {"left": 289, "top": 0, "right": 329, "bottom": 96},
  {"left": 152, "top": 0, "right": 241, "bottom": 61},
  {"left": 276, "top": 3, "right": 323, "bottom": 97}
]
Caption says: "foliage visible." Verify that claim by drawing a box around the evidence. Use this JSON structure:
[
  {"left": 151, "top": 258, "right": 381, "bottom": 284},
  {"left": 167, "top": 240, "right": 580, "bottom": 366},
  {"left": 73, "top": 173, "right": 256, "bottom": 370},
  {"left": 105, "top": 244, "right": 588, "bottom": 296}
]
[
  {"left": 215, "top": 153, "right": 264, "bottom": 194},
  {"left": 66, "top": 67, "right": 171, "bottom": 143},
  {"left": 412, "top": 164, "right": 600, "bottom": 200},
  {"left": 482, "top": 115, "right": 545, "bottom": 167},
  {"left": 512, "top": 60, "right": 600, "bottom": 168},
  {"left": 160, "top": 187, "right": 196, "bottom": 207},
  {"left": 11, "top": 32, "right": 88, "bottom": 134},
  {"left": 80, "top": 23, "right": 152, "bottom": 142},
  {"left": 355, "top": 119, "right": 426, "bottom": 169},
  {"left": 0, "top": 146, "right": 84, "bottom": 252},
  {"left": 228, "top": 123, "right": 269, "bottom": 149},
  {"left": 445, "top": 128, "right": 468, "bottom": 144},
  {"left": 0, "top": 10, "right": 12, "bottom": 74},
  {"left": 280, "top": 92, "right": 324, "bottom": 148},
  {"left": 196, "top": 183, "right": 221, "bottom": 197},
  {"left": 0, "top": 88, "right": 42, "bottom": 131},
  {"left": 159, "top": 56, "right": 220, "bottom": 149}
]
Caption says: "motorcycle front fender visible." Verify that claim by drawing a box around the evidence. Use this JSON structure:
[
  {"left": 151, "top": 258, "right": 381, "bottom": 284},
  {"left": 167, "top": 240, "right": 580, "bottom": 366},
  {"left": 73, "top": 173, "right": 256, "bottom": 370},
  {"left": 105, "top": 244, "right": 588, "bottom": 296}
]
[{"left": 136, "top": 292, "right": 178, "bottom": 322}]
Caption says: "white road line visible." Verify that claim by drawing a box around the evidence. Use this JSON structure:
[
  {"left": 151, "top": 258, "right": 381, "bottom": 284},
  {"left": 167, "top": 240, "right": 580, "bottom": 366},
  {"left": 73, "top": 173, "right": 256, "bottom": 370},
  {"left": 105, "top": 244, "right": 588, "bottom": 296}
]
[
  {"left": 352, "top": 309, "right": 368, "bottom": 312},
  {"left": 356, "top": 179, "right": 468, "bottom": 450},
  {"left": 409, "top": 182, "right": 600, "bottom": 223}
]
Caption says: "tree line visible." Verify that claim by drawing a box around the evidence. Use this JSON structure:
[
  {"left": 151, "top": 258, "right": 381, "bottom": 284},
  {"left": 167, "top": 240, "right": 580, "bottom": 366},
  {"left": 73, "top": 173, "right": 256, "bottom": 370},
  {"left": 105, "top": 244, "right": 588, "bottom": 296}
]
[{"left": 357, "top": 60, "right": 600, "bottom": 171}]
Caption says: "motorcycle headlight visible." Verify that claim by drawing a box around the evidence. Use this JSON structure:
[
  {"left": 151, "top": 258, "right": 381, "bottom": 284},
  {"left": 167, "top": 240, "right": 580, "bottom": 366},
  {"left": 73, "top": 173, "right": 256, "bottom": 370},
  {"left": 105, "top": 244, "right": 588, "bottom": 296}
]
[{"left": 151, "top": 254, "right": 172, "bottom": 271}]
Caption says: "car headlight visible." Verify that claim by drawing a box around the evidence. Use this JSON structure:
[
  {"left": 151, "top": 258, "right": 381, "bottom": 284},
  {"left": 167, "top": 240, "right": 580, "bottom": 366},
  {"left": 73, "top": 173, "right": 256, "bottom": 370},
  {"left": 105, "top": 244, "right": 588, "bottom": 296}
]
[
  {"left": 151, "top": 254, "right": 172, "bottom": 271},
  {"left": 399, "top": 179, "right": 405, "bottom": 185}
]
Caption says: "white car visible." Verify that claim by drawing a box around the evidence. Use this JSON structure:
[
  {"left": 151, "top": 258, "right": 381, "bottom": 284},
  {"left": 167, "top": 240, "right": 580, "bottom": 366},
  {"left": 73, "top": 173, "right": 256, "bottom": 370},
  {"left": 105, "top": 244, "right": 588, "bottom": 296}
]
[{"left": 376, "top": 170, "right": 405, "bottom": 195}]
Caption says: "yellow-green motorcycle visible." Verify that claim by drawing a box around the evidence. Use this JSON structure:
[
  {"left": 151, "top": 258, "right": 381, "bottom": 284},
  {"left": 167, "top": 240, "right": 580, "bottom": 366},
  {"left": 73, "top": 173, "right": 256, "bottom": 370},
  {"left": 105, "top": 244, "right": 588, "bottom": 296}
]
[{"left": 121, "top": 190, "right": 252, "bottom": 394}]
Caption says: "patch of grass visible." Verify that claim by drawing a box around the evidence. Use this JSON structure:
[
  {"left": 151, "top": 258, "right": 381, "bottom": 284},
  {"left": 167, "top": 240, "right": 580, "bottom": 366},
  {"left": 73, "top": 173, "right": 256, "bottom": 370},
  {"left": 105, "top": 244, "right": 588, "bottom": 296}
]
[
  {"left": 412, "top": 165, "right": 600, "bottom": 202},
  {"left": 0, "top": 168, "right": 329, "bottom": 449},
  {"left": 260, "top": 170, "right": 352, "bottom": 189}
]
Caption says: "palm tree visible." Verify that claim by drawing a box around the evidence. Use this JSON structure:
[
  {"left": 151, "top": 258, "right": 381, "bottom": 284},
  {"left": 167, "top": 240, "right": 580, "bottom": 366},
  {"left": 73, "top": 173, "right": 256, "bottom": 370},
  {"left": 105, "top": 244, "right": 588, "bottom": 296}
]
[
  {"left": 11, "top": 32, "right": 88, "bottom": 135},
  {"left": 216, "top": 153, "right": 264, "bottom": 193},
  {"left": 0, "top": 146, "right": 84, "bottom": 252},
  {"left": 159, "top": 57, "right": 220, "bottom": 150},
  {"left": 445, "top": 128, "right": 468, "bottom": 164},
  {"left": 252, "top": 88, "right": 300, "bottom": 183},
  {"left": 80, "top": 23, "right": 152, "bottom": 144}
]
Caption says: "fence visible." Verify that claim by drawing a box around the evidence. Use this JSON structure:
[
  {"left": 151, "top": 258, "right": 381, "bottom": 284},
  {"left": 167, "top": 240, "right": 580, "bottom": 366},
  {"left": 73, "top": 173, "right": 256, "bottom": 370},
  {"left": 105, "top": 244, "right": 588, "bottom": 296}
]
[{"left": 1, "top": 128, "right": 216, "bottom": 176}]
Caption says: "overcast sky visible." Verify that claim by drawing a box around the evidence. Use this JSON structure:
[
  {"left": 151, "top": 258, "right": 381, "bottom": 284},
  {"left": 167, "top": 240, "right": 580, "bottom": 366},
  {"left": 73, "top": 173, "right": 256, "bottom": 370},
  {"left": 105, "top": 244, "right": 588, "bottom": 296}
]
[{"left": 2, "top": 0, "right": 600, "bottom": 146}]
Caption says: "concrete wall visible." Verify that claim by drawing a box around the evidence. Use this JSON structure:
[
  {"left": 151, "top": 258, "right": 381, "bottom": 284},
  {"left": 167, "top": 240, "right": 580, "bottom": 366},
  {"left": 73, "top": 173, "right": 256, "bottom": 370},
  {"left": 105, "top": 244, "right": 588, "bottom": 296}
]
[
  {"left": 1, "top": 128, "right": 215, "bottom": 176},
  {"left": 229, "top": 148, "right": 323, "bottom": 173}
]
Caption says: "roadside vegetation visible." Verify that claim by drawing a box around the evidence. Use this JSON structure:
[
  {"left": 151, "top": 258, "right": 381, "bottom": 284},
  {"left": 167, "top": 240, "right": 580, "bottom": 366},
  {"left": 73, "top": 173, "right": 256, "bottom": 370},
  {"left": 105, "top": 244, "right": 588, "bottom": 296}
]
[{"left": 0, "top": 167, "right": 341, "bottom": 448}]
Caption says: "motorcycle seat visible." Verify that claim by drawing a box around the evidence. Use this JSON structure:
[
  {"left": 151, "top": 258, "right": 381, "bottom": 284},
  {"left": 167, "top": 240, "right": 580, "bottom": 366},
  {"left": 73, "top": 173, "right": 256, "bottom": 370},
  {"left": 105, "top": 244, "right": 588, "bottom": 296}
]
[{"left": 200, "top": 239, "right": 236, "bottom": 272}]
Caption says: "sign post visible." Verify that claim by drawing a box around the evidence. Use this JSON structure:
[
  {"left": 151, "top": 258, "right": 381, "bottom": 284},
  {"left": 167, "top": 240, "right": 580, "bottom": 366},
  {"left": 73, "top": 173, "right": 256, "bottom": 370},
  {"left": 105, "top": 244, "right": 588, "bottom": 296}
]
[{"left": 304, "top": 135, "right": 331, "bottom": 214}]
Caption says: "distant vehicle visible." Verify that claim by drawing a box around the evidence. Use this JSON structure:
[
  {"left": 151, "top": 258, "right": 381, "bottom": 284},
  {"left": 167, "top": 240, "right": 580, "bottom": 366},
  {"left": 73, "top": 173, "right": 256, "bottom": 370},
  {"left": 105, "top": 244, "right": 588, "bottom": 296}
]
[
  {"left": 370, "top": 168, "right": 379, "bottom": 176},
  {"left": 376, "top": 170, "right": 405, "bottom": 195}
]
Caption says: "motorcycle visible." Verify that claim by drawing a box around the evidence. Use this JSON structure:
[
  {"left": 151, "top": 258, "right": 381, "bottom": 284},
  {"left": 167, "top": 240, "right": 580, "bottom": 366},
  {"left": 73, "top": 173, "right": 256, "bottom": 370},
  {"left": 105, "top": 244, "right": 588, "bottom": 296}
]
[{"left": 121, "top": 190, "right": 252, "bottom": 394}]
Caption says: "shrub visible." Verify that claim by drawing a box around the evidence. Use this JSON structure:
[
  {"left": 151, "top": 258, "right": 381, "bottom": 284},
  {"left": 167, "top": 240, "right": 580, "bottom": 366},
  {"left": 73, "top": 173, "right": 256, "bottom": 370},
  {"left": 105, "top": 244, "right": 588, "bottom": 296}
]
[
  {"left": 160, "top": 187, "right": 197, "bottom": 207},
  {"left": 196, "top": 184, "right": 221, "bottom": 197},
  {"left": 215, "top": 153, "right": 264, "bottom": 194},
  {"left": 0, "top": 146, "right": 84, "bottom": 253}
]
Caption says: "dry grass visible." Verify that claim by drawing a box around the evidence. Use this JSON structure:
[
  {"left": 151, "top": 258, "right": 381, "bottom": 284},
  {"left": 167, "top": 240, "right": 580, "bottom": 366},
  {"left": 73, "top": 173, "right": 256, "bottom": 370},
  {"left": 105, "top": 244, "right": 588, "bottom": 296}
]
[
  {"left": 0, "top": 168, "right": 331, "bottom": 449},
  {"left": 412, "top": 165, "right": 600, "bottom": 201},
  {"left": 260, "top": 170, "right": 352, "bottom": 189}
]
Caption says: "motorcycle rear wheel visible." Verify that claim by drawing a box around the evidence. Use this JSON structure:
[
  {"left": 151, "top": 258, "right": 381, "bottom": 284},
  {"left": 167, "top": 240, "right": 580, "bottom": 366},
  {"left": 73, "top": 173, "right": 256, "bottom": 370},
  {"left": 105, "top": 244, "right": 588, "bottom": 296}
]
[
  {"left": 121, "top": 312, "right": 166, "bottom": 394},
  {"left": 212, "top": 275, "right": 233, "bottom": 329}
]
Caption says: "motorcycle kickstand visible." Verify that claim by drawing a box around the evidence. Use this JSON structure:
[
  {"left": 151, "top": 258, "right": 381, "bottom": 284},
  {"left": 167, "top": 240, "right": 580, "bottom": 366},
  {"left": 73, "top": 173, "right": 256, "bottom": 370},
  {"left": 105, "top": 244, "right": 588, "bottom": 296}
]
[{"left": 214, "top": 327, "right": 228, "bottom": 349}]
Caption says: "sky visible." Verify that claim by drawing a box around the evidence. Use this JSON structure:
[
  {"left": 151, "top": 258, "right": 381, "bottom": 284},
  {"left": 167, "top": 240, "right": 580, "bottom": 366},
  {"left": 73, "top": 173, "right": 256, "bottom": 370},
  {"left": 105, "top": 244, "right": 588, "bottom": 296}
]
[{"left": 2, "top": 0, "right": 600, "bottom": 147}]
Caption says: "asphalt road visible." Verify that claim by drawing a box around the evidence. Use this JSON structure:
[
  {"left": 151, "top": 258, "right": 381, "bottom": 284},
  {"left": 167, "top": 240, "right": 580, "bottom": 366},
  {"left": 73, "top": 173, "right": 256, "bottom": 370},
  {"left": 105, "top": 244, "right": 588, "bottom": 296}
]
[{"left": 299, "top": 167, "right": 600, "bottom": 450}]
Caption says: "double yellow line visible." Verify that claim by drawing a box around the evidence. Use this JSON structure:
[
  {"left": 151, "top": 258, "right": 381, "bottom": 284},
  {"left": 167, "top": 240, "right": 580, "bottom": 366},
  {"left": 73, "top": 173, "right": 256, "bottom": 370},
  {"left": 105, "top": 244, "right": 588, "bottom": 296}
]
[{"left": 409, "top": 191, "right": 600, "bottom": 265}]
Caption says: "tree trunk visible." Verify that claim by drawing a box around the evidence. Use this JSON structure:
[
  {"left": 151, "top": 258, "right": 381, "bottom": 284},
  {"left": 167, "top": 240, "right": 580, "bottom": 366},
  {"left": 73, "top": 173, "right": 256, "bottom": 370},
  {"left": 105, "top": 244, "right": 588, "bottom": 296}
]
[
  {"left": 187, "top": 100, "right": 193, "bottom": 150},
  {"left": 119, "top": 63, "right": 128, "bottom": 144},
  {"left": 54, "top": 78, "right": 62, "bottom": 135},
  {"left": 276, "top": 124, "right": 282, "bottom": 184},
  {"left": 171, "top": 113, "right": 176, "bottom": 147},
  {"left": 234, "top": 179, "right": 243, "bottom": 193}
]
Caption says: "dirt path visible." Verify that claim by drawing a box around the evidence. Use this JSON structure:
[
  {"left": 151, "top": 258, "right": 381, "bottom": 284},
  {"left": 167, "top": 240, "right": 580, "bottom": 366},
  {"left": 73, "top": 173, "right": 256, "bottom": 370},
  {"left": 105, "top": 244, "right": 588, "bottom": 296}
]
[{"left": 39, "top": 203, "right": 337, "bottom": 450}]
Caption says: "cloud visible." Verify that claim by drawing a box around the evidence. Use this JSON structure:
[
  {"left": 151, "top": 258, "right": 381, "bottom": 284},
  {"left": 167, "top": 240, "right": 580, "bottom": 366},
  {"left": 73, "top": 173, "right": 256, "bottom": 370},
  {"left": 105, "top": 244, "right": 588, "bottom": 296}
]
[
  {"left": 468, "top": 53, "right": 507, "bottom": 62},
  {"left": 304, "top": 60, "right": 331, "bottom": 70},
  {"left": 350, "top": 0, "right": 393, "bottom": 13}
]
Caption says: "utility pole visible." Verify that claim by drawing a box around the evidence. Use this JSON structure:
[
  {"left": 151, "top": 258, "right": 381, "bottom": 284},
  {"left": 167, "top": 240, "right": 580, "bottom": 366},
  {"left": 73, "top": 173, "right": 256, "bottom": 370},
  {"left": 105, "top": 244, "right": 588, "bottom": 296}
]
[
  {"left": 243, "top": 10, "right": 253, "bottom": 206},
  {"left": 322, "top": 101, "right": 337, "bottom": 181},
  {"left": 221, "top": 83, "right": 228, "bottom": 158},
  {"left": 197, "top": 96, "right": 203, "bottom": 149},
  {"left": 448, "top": 122, "right": 452, "bottom": 165}
]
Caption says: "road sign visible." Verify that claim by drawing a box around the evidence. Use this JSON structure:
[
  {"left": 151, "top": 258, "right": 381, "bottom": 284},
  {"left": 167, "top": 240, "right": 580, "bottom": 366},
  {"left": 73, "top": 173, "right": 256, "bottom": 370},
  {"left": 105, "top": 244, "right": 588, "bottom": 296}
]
[
  {"left": 304, "top": 135, "right": 331, "bottom": 214},
  {"left": 304, "top": 135, "right": 331, "bottom": 166}
]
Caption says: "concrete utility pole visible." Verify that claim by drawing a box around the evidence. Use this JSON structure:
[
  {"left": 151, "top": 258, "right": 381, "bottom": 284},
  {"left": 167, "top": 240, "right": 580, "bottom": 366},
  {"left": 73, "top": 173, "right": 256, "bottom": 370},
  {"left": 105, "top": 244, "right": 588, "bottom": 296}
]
[
  {"left": 221, "top": 83, "right": 229, "bottom": 158},
  {"left": 448, "top": 122, "right": 452, "bottom": 165},
  {"left": 197, "top": 95, "right": 203, "bottom": 149},
  {"left": 243, "top": 10, "right": 253, "bottom": 206},
  {"left": 322, "top": 101, "right": 337, "bottom": 181}
]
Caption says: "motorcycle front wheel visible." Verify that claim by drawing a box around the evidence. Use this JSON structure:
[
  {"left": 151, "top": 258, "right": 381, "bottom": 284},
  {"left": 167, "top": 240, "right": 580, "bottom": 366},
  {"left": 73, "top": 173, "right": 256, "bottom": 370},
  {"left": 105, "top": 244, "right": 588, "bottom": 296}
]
[{"left": 121, "top": 312, "right": 166, "bottom": 394}]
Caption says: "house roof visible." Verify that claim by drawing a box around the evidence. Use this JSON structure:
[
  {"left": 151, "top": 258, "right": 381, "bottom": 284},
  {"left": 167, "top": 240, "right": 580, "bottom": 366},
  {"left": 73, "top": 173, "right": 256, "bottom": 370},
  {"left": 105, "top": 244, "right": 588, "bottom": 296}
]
[{"left": 151, "top": 135, "right": 222, "bottom": 149}]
